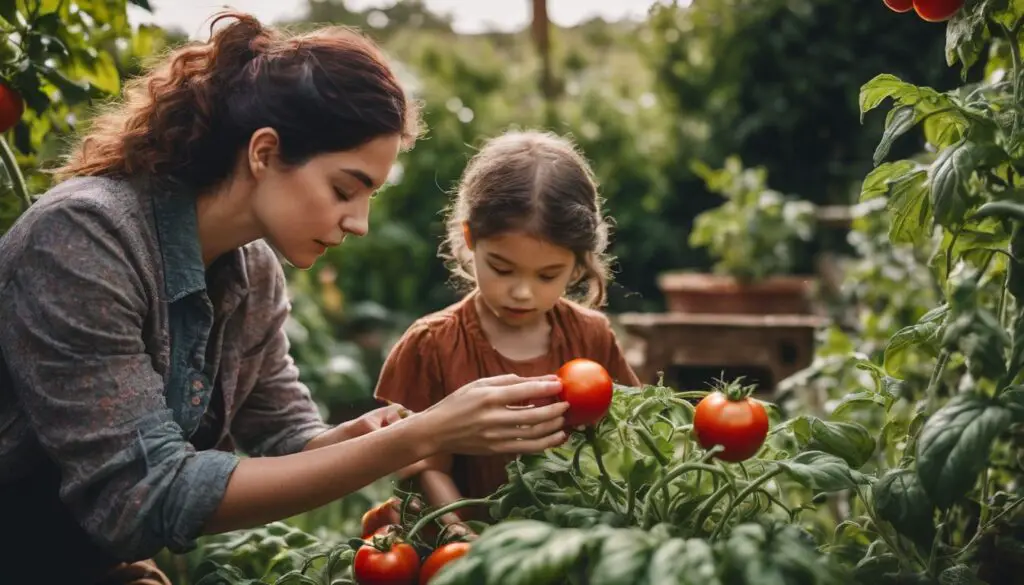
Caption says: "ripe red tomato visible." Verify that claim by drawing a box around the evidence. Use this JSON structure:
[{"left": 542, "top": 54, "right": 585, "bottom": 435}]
[
  {"left": 361, "top": 497, "right": 401, "bottom": 538},
  {"left": 556, "top": 358, "right": 613, "bottom": 428},
  {"left": 912, "top": 0, "right": 964, "bottom": 21},
  {"left": 419, "top": 542, "right": 470, "bottom": 585},
  {"left": 693, "top": 392, "right": 769, "bottom": 462},
  {"left": 883, "top": 0, "right": 913, "bottom": 12},
  {"left": 354, "top": 541, "right": 420, "bottom": 585},
  {"left": 0, "top": 82, "right": 24, "bottom": 134}
]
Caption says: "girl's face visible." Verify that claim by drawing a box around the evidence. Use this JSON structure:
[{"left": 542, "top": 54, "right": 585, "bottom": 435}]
[
  {"left": 251, "top": 131, "right": 402, "bottom": 269},
  {"left": 471, "top": 230, "right": 578, "bottom": 328}
]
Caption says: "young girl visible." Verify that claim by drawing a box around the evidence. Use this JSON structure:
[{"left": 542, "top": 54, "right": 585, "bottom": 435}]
[{"left": 374, "top": 130, "right": 641, "bottom": 530}]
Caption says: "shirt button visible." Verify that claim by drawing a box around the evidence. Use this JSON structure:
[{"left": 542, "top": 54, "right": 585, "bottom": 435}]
[
  {"left": 192, "top": 379, "right": 204, "bottom": 390},
  {"left": 192, "top": 396, "right": 202, "bottom": 406}
]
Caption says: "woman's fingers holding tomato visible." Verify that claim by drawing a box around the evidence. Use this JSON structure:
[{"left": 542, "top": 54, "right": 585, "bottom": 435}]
[{"left": 484, "top": 378, "right": 564, "bottom": 406}]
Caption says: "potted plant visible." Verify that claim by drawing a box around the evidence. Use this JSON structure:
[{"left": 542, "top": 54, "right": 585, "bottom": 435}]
[{"left": 659, "top": 156, "right": 817, "bottom": 315}]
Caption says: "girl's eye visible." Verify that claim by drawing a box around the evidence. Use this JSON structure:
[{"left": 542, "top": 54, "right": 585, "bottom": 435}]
[
  {"left": 489, "top": 264, "right": 512, "bottom": 276},
  {"left": 334, "top": 187, "right": 351, "bottom": 202},
  {"left": 539, "top": 274, "right": 559, "bottom": 282}
]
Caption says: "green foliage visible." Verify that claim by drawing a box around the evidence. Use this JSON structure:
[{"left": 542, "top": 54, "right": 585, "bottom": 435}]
[
  {"left": 0, "top": 0, "right": 178, "bottom": 234},
  {"left": 689, "top": 156, "right": 816, "bottom": 281}
]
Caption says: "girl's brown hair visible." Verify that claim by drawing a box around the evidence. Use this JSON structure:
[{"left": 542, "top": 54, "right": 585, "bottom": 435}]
[
  {"left": 441, "top": 130, "right": 614, "bottom": 308},
  {"left": 54, "top": 11, "right": 422, "bottom": 190}
]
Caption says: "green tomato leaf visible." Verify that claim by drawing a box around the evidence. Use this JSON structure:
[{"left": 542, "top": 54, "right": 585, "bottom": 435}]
[
  {"left": 644, "top": 538, "right": 721, "bottom": 585},
  {"left": 939, "top": 564, "right": 988, "bottom": 585},
  {"left": 887, "top": 167, "right": 932, "bottom": 245},
  {"left": 884, "top": 305, "right": 948, "bottom": 375},
  {"left": 860, "top": 160, "right": 919, "bottom": 202},
  {"left": 776, "top": 451, "right": 872, "bottom": 492},
  {"left": 874, "top": 106, "right": 918, "bottom": 166},
  {"left": 872, "top": 469, "right": 936, "bottom": 556},
  {"left": 830, "top": 392, "right": 888, "bottom": 420},
  {"left": 808, "top": 418, "right": 876, "bottom": 469},
  {"left": 916, "top": 393, "right": 1012, "bottom": 509},
  {"left": 512, "top": 527, "right": 593, "bottom": 585},
  {"left": 588, "top": 530, "right": 655, "bottom": 585},
  {"left": 1000, "top": 385, "right": 1024, "bottom": 420},
  {"left": 860, "top": 74, "right": 931, "bottom": 118},
  {"left": 946, "top": 1, "right": 991, "bottom": 77},
  {"left": 929, "top": 140, "right": 1007, "bottom": 228}
]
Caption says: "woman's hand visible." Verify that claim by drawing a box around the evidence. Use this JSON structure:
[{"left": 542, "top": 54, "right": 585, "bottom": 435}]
[{"left": 418, "top": 374, "right": 569, "bottom": 455}]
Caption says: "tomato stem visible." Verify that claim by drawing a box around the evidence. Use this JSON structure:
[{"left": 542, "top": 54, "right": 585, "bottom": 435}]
[
  {"left": 634, "top": 424, "right": 670, "bottom": 466},
  {"left": 585, "top": 426, "right": 626, "bottom": 500},
  {"left": 709, "top": 466, "right": 783, "bottom": 541},
  {"left": 640, "top": 455, "right": 726, "bottom": 528},
  {"left": 691, "top": 480, "right": 738, "bottom": 532},
  {"left": 405, "top": 497, "right": 493, "bottom": 544},
  {"left": 924, "top": 349, "right": 951, "bottom": 415},
  {"left": 0, "top": 135, "right": 30, "bottom": 212}
]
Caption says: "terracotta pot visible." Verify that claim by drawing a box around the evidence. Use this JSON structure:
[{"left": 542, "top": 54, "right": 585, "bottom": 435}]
[{"left": 657, "top": 271, "right": 814, "bottom": 315}]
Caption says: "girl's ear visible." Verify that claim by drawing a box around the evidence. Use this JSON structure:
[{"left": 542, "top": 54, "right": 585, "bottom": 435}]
[
  {"left": 462, "top": 222, "right": 474, "bottom": 250},
  {"left": 570, "top": 263, "right": 585, "bottom": 285}
]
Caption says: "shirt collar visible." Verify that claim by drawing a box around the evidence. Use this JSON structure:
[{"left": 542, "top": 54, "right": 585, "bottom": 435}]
[{"left": 150, "top": 184, "right": 207, "bottom": 303}]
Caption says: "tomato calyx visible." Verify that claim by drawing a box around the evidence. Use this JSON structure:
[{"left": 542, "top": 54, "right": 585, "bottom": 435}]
[{"left": 718, "top": 378, "right": 758, "bottom": 402}]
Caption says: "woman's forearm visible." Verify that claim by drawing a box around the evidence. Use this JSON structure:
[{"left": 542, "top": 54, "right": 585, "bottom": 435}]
[{"left": 203, "top": 415, "right": 436, "bottom": 534}]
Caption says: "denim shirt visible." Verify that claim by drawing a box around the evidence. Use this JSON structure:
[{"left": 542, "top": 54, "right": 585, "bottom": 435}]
[{"left": 0, "top": 175, "right": 330, "bottom": 565}]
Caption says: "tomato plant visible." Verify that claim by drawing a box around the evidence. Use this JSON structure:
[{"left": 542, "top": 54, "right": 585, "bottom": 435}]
[
  {"left": 912, "top": 0, "right": 965, "bottom": 22},
  {"left": 556, "top": 358, "right": 614, "bottom": 428},
  {"left": 692, "top": 380, "right": 769, "bottom": 462},
  {"left": 884, "top": 0, "right": 915, "bottom": 13},
  {"left": 354, "top": 538, "right": 421, "bottom": 585},
  {"left": 418, "top": 542, "right": 470, "bottom": 585}
]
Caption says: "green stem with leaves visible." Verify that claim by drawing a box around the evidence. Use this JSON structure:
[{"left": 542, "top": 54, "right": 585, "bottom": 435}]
[
  {"left": 585, "top": 427, "right": 626, "bottom": 500},
  {"left": 709, "top": 467, "right": 782, "bottom": 541},
  {"left": 0, "top": 135, "right": 31, "bottom": 212},
  {"left": 404, "top": 497, "right": 494, "bottom": 544}
]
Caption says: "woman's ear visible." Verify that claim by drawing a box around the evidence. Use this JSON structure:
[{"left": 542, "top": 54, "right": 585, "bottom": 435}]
[
  {"left": 247, "top": 127, "right": 281, "bottom": 179},
  {"left": 462, "top": 222, "right": 474, "bottom": 251}
]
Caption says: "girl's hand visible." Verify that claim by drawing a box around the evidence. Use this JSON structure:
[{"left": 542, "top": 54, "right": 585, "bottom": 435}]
[{"left": 420, "top": 374, "right": 569, "bottom": 455}]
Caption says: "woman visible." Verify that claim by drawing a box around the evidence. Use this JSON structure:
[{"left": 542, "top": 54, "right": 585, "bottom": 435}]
[{"left": 0, "top": 12, "right": 569, "bottom": 583}]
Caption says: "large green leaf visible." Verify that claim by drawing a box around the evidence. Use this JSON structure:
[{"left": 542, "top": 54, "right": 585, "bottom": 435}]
[
  {"left": 916, "top": 392, "right": 1012, "bottom": 508},
  {"left": 807, "top": 418, "right": 876, "bottom": 469},
  {"left": 873, "top": 106, "right": 918, "bottom": 165},
  {"left": 928, "top": 140, "right": 1007, "bottom": 227},
  {"left": 776, "top": 451, "right": 872, "bottom": 492},
  {"left": 872, "top": 469, "right": 936, "bottom": 555},
  {"left": 884, "top": 305, "right": 948, "bottom": 375},
  {"left": 588, "top": 530, "right": 655, "bottom": 585}
]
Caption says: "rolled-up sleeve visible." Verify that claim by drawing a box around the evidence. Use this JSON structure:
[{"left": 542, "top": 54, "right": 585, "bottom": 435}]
[
  {"left": 229, "top": 247, "right": 330, "bottom": 457},
  {"left": 0, "top": 203, "right": 239, "bottom": 560}
]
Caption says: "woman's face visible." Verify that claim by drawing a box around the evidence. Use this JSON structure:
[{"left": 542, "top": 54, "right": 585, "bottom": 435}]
[{"left": 251, "top": 132, "right": 402, "bottom": 269}]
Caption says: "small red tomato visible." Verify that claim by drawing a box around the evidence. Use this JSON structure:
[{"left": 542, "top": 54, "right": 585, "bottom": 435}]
[
  {"left": 693, "top": 391, "right": 769, "bottom": 462},
  {"left": 912, "top": 0, "right": 964, "bottom": 21},
  {"left": 883, "top": 0, "right": 914, "bottom": 12},
  {"left": 354, "top": 540, "right": 420, "bottom": 585},
  {"left": 361, "top": 497, "right": 401, "bottom": 539},
  {"left": 0, "top": 81, "right": 24, "bottom": 134},
  {"left": 419, "top": 542, "right": 471, "bottom": 585},
  {"left": 556, "top": 358, "right": 614, "bottom": 428}
]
